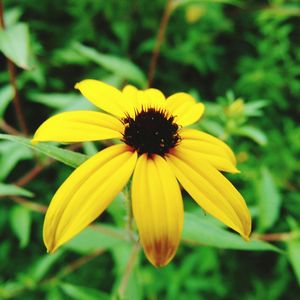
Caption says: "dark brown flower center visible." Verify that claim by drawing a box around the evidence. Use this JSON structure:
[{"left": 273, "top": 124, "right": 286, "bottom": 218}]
[{"left": 122, "top": 108, "right": 180, "bottom": 156}]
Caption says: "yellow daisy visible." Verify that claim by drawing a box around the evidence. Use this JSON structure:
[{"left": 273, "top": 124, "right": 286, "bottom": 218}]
[{"left": 32, "top": 79, "right": 251, "bottom": 267}]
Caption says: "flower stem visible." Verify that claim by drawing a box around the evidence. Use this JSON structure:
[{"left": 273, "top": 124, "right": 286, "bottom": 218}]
[
  {"left": 0, "top": 0, "right": 29, "bottom": 135},
  {"left": 123, "top": 185, "right": 136, "bottom": 242}
]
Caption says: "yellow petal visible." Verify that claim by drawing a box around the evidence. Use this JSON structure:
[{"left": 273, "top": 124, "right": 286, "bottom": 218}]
[
  {"left": 75, "top": 79, "right": 130, "bottom": 117},
  {"left": 166, "top": 149, "right": 251, "bottom": 239},
  {"left": 132, "top": 154, "right": 183, "bottom": 267},
  {"left": 179, "top": 128, "right": 236, "bottom": 165},
  {"left": 32, "top": 111, "right": 123, "bottom": 143},
  {"left": 122, "top": 85, "right": 139, "bottom": 115},
  {"left": 44, "top": 144, "right": 137, "bottom": 252},
  {"left": 143, "top": 88, "right": 165, "bottom": 107},
  {"left": 165, "top": 93, "right": 205, "bottom": 126},
  {"left": 177, "top": 140, "right": 239, "bottom": 173},
  {"left": 122, "top": 86, "right": 165, "bottom": 113}
]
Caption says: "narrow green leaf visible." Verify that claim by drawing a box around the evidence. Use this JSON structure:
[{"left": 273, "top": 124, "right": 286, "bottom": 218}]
[
  {"left": 9, "top": 206, "right": 32, "bottom": 248},
  {"left": 0, "top": 134, "right": 88, "bottom": 168},
  {"left": 0, "top": 183, "right": 33, "bottom": 198},
  {"left": 0, "top": 85, "right": 14, "bottom": 118},
  {"left": 60, "top": 283, "right": 110, "bottom": 300},
  {"left": 183, "top": 213, "right": 281, "bottom": 252},
  {"left": 244, "top": 100, "right": 268, "bottom": 117},
  {"left": 287, "top": 238, "right": 300, "bottom": 286},
  {"left": 64, "top": 225, "right": 128, "bottom": 254},
  {"left": 0, "top": 141, "right": 32, "bottom": 181},
  {"left": 28, "top": 93, "right": 93, "bottom": 112},
  {"left": 257, "top": 166, "right": 282, "bottom": 231},
  {"left": 174, "top": 0, "right": 243, "bottom": 9},
  {"left": 0, "top": 281, "right": 25, "bottom": 299},
  {"left": 82, "top": 141, "right": 98, "bottom": 156},
  {"left": 27, "top": 250, "right": 64, "bottom": 282},
  {"left": 45, "top": 287, "right": 65, "bottom": 300},
  {"left": 4, "top": 8, "right": 23, "bottom": 27},
  {"left": 0, "top": 23, "right": 32, "bottom": 69},
  {"left": 199, "top": 119, "right": 225, "bottom": 137},
  {"left": 74, "top": 43, "right": 147, "bottom": 87},
  {"left": 234, "top": 125, "right": 268, "bottom": 145}
]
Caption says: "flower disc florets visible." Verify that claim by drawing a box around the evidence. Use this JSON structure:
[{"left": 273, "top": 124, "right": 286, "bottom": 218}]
[{"left": 122, "top": 108, "right": 180, "bottom": 156}]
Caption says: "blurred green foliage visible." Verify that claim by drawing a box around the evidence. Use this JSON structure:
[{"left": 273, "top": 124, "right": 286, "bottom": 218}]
[{"left": 1, "top": 0, "right": 300, "bottom": 299}]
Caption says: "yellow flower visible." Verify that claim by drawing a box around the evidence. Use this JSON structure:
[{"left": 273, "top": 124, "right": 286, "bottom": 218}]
[{"left": 32, "top": 79, "right": 251, "bottom": 267}]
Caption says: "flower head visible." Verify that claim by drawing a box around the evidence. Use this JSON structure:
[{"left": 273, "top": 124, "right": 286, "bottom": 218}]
[{"left": 32, "top": 79, "right": 251, "bottom": 267}]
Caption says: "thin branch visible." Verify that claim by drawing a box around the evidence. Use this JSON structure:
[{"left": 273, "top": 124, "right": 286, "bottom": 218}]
[
  {"left": 0, "top": 0, "right": 29, "bottom": 135},
  {"left": 253, "top": 231, "right": 300, "bottom": 242},
  {"left": 9, "top": 196, "right": 47, "bottom": 213},
  {"left": 55, "top": 249, "right": 105, "bottom": 280},
  {"left": 0, "top": 119, "right": 22, "bottom": 135},
  {"left": 21, "top": 249, "right": 105, "bottom": 296},
  {"left": 14, "top": 164, "right": 48, "bottom": 186},
  {"left": 147, "top": 0, "right": 174, "bottom": 87}
]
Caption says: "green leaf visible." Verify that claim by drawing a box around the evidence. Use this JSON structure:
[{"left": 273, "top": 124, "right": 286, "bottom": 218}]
[
  {"left": 257, "top": 167, "right": 282, "bottom": 232},
  {"left": 9, "top": 205, "right": 32, "bottom": 248},
  {"left": 0, "top": 183, "right": 33, "bottom": 198},
  {"left": 0, "top": 134, "right": 88, "bottom": 168},
  {"left": 199, "top": 119, "right": 225, "bottom": 137},
  {"left": 0, "top": 85, "right": 14, "bottom": 118},
  {"left": 26, "top": 250, "right": 64, "bottom": 282},
  {"left": 234, "top": 125, "right": 268, "bottom": 145},
  {"left": 174, "top": 0, "right": 243, "bottom": 9},
  {"left": 45, "top": 287, "right": 65, "bottom": 300},
  {"left": 182, "top": 213, "right": 281, "bottom": 252},
  {"left": 287, "top": 238, "right": 300, "bottom": 286},
  {"left": 82, "top": 141, "right": 98, "bottom": 156},
  {"left": 28, "top": 93, "right": 93, "bottom": 112},
  {"left": 0, "top": 141, "right": 32, "bottom": 181},
  {"left": 0, "top": 23, "right": 32, "bottom": 69},
  {"left": 4, "top": 7, "right": 23, "bottom": 27},
  {"left": 244, "top": 100, "right": 268, "bottom": 117},
  {"left": 0, "top": 281, "right": 25, "bottom": 299},
  {"left": 60, "top": 283, "right": 110, "bottom": 300},
  {"left": 73, "top": 43, "right": 147, "bottom": 87},
  {"left": 64, "top": 225, "right": 128, "bottom": 254}
]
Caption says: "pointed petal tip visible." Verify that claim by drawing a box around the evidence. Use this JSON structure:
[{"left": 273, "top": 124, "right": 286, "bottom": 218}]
[
  {"left": 31, "top": 138, "right": 39, "bottom": 145},
  {"left": 147, "top": 252, "right": 175, "bottom": 268},
  {"left": 45, "top": 244, "right": 55, "bottom": 254},
  {"left": 143, "top": 238, "right": 179, "bottom": 268},
  {"left": 45, "top": 237, "right": 60, "bottom": 254},
  {"left": 239, "top": 220, "right": 252, "bottom": 241},
  {"left": 151, "top": 260, "right": 170, "bottom": 268},
  {"left": 74, "top": 79, "right": 89, "bottom": 90},
  {"left": 230, "top": 167, "right": 241, "bottom": 174},
  {"left": 74, "top": 82, "right": 81, "bottom": 90},
  {"left": 241, "top": 233, "right": 251, "bottom": 242}
]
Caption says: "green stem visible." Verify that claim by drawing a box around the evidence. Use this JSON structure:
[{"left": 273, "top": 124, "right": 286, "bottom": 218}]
[{"left": 124, "top": 185, "right": 136, "bottom": 242}]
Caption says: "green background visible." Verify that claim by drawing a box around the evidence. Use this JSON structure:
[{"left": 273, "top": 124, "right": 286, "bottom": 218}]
[{"left": 1, "top": 0, "right": 300, "bottom": 299}]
